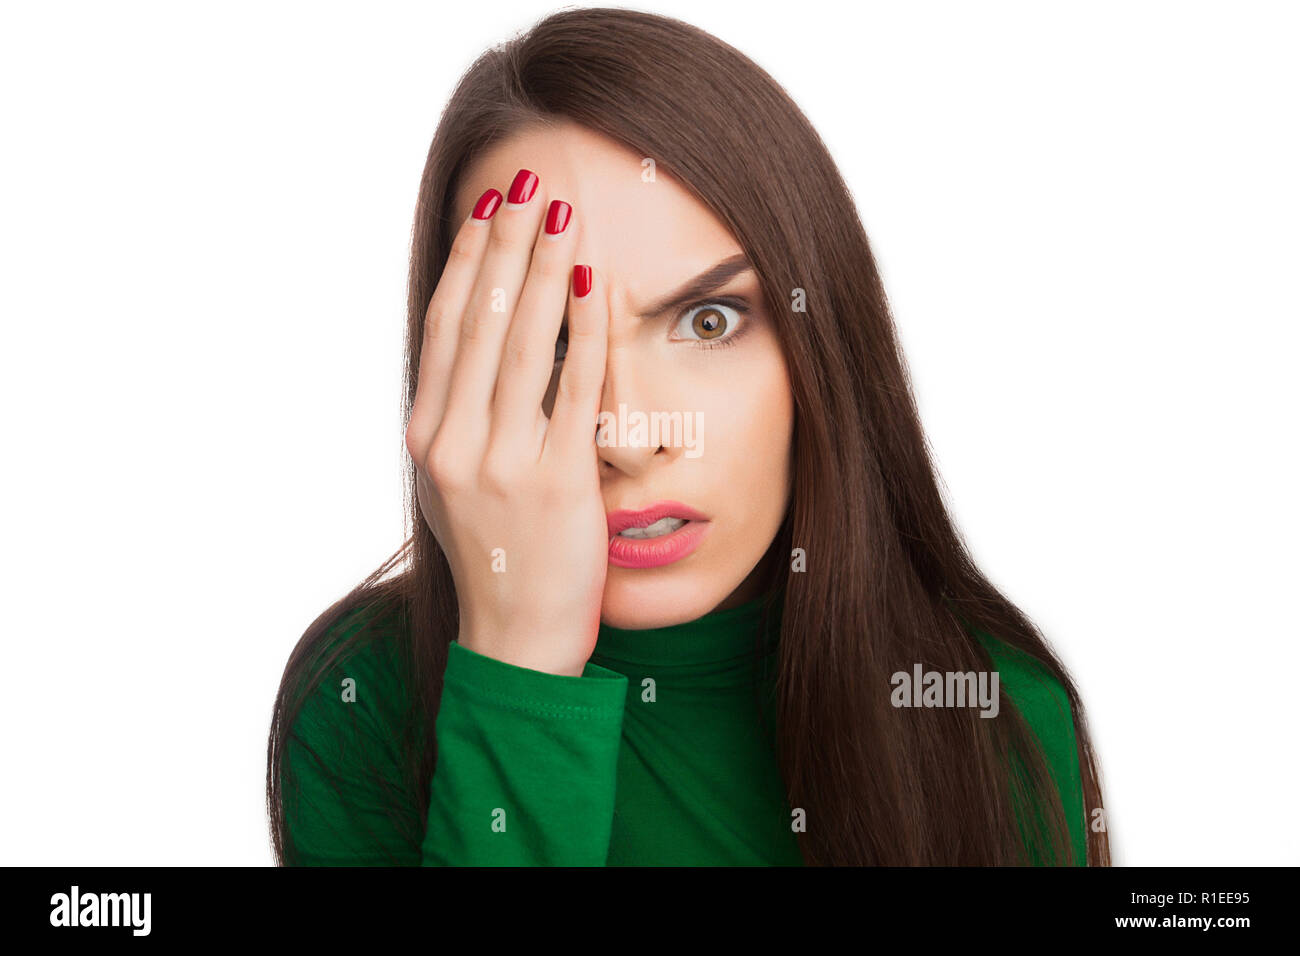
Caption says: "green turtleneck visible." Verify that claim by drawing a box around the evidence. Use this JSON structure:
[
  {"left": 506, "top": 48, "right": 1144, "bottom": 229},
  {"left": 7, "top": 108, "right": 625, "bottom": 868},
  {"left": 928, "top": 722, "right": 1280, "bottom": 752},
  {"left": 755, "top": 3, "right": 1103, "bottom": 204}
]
[
  {"left": 591, "top": 594, "right": 800, "bottom": 865},
  {"left": 281, "top": 592, "right": 1086, "bottom": 865}
]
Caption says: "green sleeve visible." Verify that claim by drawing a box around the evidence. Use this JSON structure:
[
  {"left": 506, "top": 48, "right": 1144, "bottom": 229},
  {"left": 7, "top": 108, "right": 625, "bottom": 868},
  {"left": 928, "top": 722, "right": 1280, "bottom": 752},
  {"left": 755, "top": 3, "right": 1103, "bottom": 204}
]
[
  {"left": 282, "top": 615, "right": 628, "bottom": 866},
  {"left": 978, "top": 635, "right": 1088, "bottom": 866},
  {"left": 421, "top": 640, "right": 628, "bottom": 865}
]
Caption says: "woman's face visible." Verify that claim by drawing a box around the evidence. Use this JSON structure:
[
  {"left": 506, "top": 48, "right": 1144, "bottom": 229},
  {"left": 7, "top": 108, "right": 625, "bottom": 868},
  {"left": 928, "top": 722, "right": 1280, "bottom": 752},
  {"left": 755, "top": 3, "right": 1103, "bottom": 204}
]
[{"left": 451, "top": 121, "right": 793, "bottom": 629}]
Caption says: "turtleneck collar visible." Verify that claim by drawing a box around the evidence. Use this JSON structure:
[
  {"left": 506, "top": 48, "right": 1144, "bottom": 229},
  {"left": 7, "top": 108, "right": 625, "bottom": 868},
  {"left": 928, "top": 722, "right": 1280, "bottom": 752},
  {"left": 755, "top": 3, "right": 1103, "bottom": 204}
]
[{"left": 589, "top": 589, "right": 784, "bottom": 685}]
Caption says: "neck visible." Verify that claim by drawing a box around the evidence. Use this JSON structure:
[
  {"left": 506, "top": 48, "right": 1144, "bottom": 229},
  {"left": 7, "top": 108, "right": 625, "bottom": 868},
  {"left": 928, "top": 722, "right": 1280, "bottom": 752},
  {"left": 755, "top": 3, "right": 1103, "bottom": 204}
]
[{"left": 590, "top": 589, "right": 784, "bottom": 688}]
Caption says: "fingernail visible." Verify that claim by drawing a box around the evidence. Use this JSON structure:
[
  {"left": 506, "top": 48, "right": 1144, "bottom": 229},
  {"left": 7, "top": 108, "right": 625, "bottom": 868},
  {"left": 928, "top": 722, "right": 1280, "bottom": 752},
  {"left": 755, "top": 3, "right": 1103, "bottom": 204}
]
[
  {"left": 472, "top": 188, "right": 502, "bottom": 220},
  {"left": 546, "top": 200, "right": 572, "bottom": 235},
  {"left": 573, "top": 264, "right": 592, "bottom": 298},
  {"left": 507, "top": 168, "right": 539, "bottom": 204}
]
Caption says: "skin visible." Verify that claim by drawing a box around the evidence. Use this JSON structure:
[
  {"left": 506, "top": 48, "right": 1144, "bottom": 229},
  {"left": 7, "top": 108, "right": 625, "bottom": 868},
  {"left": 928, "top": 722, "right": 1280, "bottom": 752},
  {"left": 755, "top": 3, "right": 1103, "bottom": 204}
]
[{"left": 410, "top": 119, "right": 793, "bottom": 675}]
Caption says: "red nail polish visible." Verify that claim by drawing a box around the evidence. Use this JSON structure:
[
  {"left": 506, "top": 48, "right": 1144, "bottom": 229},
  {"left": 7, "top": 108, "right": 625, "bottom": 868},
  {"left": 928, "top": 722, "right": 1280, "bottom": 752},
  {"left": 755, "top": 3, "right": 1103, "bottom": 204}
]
[
  {"left": 546, "top": 200, "right": 572, "bottom": 235},
  {"left": 472, "top": 188, "right": 502, "bottom": 220},
  {"left": 573, "top": 264, "right": 592, "bottom": 298},
  {"left": 507, "top": 168, "right": 538, "bottom": 204}
]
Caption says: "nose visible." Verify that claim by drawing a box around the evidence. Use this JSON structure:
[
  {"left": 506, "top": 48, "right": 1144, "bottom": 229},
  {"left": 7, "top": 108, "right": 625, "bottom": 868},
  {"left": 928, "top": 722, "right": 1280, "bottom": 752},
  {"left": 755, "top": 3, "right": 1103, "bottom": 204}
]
[{"left": 594, "top": 347, "right": 684, "bottom": 479}]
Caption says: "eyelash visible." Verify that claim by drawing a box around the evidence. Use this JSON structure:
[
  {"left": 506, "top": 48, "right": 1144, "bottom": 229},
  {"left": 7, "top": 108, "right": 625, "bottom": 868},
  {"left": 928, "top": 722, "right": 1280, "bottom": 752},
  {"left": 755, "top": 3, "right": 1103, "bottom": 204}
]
[
  {"left": 553, "top": 295, "right": 752, "bottom": 363},
  {"left": 671, "top": 296, "right": 751, "bottom": 351}
]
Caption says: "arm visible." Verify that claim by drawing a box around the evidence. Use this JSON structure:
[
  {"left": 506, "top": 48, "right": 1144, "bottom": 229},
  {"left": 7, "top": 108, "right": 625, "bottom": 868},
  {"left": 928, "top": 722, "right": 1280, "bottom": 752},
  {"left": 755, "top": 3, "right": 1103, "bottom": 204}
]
[
  {"left": 281, "top": 621, "right": 628, "bottom": 866},
  {"left": 420, "top": 640, "right": 627, "bottom": 865}
]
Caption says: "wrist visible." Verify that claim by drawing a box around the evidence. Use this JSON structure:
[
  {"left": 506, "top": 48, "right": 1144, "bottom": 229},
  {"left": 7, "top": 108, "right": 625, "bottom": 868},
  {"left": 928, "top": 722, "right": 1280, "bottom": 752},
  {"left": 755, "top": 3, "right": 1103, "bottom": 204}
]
[{"left": 457, "top": 630, "right": 588, "bottom": 678}]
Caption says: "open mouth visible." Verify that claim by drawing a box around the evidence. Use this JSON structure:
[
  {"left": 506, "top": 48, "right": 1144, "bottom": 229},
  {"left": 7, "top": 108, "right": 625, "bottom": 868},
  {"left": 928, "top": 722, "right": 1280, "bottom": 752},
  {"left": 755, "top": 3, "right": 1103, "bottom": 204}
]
[
  {"left": 615, "top": 516, "right": 689, "bottom": 539},
  {"left": 606, "top": 501, "right": 710, "bottom": 569}
]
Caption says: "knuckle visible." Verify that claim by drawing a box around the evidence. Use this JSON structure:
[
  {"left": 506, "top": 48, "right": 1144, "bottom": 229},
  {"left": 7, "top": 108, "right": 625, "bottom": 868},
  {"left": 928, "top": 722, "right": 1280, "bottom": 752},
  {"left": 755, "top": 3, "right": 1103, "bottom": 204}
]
[
  {"left": 460, "top": 309, "right": 488, "bottom": 343},
  {"left": 447, "top": 233, "right": 478, "bottom": 265},
  {"left": 566, "top": 320, "right": 599, "bottom": 342},
  {"left": 487, "top": 226, "right": 519, "bottom": 254},
  {"left": 424, "top": 302, "right": 450, "bottom": 341},
  {"left": 532, "top": 252, "right": 567, "bottom": 282},
  {"left": 501, "top": 335, "right": 533, "bottom": 370},
  {"left": 425, "top": 439, "right": 467, "bottom": 489},
  {"left": 478, "top": 459, "right": 516, "bottom": 497}
]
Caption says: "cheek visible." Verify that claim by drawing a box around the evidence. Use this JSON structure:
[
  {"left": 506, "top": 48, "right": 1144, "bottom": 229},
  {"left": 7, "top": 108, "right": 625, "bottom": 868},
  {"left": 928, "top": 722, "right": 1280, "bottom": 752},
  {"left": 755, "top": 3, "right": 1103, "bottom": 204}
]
[{"left": 712, "top": 355, "right": 794, "bottom": 526}]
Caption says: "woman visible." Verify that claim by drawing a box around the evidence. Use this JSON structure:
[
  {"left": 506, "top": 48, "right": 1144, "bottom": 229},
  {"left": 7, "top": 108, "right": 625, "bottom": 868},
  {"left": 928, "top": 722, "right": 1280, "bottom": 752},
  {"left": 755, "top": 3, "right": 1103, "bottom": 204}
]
[{"left": 267, "top": 7, "right": 1109, "bottom": 866}]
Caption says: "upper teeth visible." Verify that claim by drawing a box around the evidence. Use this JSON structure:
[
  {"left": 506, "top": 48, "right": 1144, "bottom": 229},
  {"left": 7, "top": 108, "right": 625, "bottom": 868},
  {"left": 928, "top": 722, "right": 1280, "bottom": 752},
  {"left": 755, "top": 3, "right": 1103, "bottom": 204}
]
[{"left": 618, "top": 516, "right": 687, "bottom": 539}]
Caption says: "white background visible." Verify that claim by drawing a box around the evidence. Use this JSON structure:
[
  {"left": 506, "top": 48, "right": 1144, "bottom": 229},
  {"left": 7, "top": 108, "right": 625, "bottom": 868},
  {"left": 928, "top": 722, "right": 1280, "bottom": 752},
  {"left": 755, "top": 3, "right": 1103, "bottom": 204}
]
[{"left": 2, "top": 0, "right": 1295, "bottom": 866}]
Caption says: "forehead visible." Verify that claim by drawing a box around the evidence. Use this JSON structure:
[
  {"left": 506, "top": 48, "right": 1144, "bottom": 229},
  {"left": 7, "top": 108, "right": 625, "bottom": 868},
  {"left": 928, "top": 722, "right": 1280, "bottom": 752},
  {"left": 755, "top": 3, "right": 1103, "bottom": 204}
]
[{"left": 451, "top": 121, "right": 743, "bottom": 312}]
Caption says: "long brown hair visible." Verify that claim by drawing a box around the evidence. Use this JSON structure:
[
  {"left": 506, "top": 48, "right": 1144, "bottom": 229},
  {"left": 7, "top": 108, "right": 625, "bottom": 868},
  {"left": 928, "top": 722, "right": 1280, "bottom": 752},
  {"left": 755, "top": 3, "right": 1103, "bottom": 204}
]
[{"left": 267, "top": 6, "right": 1109, "bottom": 866}]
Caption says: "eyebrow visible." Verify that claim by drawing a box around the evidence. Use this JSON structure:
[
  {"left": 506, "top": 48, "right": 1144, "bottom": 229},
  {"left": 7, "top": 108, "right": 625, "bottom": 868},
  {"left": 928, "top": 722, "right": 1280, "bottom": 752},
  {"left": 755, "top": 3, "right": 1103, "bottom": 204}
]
[{"left": 636, "top": 253, "right": 755, "bottom": 320}]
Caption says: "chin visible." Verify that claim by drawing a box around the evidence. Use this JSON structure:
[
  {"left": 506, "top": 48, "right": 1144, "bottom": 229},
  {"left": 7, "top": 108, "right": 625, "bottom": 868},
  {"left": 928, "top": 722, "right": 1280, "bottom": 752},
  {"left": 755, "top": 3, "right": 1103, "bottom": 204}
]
[{"left": 599, "top": 568, "right": 734, "bottom": 631}]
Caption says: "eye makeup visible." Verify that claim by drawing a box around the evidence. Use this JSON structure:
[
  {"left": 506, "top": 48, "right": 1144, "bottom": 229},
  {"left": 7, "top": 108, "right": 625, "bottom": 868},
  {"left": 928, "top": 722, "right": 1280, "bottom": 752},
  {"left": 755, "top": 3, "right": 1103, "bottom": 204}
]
[
  {"left": 670, "top": 295, "right": 753, "bottom": 351},
  {"left": 553, "top": 294, "right": 756, "bottom": 365}
]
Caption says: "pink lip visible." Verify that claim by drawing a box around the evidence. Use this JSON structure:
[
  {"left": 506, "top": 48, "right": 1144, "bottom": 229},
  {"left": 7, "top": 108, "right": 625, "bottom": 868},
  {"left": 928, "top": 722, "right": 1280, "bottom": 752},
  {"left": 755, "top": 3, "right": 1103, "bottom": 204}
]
[{"left": 606, "top": 500, "right": 711, "bottom": 569}]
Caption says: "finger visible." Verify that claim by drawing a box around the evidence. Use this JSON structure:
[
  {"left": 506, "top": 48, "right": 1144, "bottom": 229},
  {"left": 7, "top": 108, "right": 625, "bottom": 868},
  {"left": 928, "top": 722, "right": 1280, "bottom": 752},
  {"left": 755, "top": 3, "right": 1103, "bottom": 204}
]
[
  {"left": 543, "top": 262, "right": 608, "bottom": 463},
  {"left": 489, "top": 198, "right": 578, "bottom": 452},
  {"left": 439, "top": 168, "right": 547, "bottom": 454},
  {"left": 405, "top": 187, "right": 501, "bottom": 461}
]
